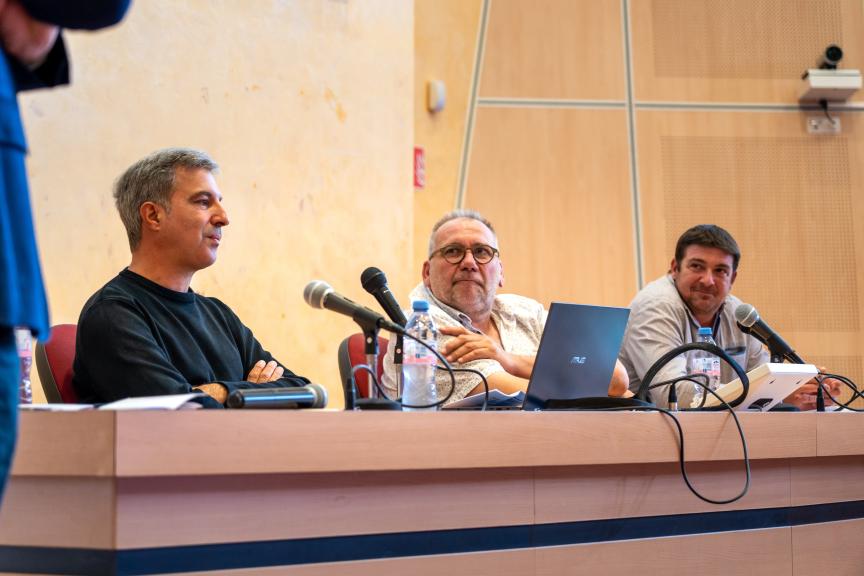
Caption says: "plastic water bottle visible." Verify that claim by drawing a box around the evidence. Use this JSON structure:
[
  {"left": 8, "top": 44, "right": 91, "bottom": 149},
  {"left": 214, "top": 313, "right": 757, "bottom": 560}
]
[
  {"left": 15, "top": 328, "right": 32, "bottom": 404},
  {"left": 402, "top": 300, "right": 438, "bottom": 411},
  {"left": 690, "top": 327, "right": 721, "bottom": 408}
]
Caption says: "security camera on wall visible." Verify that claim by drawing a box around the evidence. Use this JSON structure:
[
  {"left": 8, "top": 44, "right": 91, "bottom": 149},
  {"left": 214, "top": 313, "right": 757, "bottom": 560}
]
[
  {"left": 800, "top": 45, "right": 862, "bottom": 103},
  {"left": 819, "top": 44, "right": 844, "bottom": 70}
]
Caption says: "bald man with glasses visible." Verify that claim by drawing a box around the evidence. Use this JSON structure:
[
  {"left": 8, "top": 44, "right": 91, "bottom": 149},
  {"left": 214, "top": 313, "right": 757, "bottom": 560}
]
[{"left": 380, "top": 210, "right": 629, "bottom": 405}]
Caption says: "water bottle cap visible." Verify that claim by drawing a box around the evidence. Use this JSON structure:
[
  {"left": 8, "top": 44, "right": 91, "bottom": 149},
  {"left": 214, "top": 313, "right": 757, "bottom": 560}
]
[
  {"left": 697, "top": 327, "right": 713, "bottom": 336},
  {"left": 411, "top": 300, "right": 430, "bottom": 311}
]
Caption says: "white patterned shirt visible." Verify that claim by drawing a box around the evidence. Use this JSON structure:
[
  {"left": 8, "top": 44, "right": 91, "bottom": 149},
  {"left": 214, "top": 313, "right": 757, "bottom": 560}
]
[{"left": 381, "top": 283, "right": 547, "bottom": 405}]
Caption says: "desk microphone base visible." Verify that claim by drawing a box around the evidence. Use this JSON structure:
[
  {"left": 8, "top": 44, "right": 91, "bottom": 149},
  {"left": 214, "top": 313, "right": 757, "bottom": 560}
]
[{"left": 354, "top": 398, "right": 402, "bottom": 411}]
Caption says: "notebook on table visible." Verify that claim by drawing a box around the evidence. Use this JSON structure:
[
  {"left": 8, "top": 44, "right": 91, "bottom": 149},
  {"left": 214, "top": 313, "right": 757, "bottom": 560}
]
[{"left": 700, "top": 362, "right": 818, "bottom": 411}]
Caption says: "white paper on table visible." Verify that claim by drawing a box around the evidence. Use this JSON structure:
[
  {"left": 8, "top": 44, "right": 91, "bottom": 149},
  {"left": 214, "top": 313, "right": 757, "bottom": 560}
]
[
  {"left": 98, "top": 393, "right": 204, "bottom": 411},
  {"left": 445, "top": 389, "right": 525, "bottom": 409},
  {"left": 20, "top": 403, "right": 95, "bottom": 412}
]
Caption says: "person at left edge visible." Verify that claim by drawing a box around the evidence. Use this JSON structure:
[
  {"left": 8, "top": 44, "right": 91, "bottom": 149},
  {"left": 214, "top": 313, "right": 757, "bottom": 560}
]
[
  {"left": 0, "top": 0, "right": 131, "bottom": 504},
  {"left": 72, "top": 148, "right": 310, "bottom": 408}
]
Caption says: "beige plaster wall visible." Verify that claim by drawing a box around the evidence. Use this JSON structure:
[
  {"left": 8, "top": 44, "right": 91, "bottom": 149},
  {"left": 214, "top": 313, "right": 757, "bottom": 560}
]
[
  {"left": 413, "top": 0, "right": 483, "bottom": 274},
  {"left": 21, "top": 0, "right": 414, "bottom": 408}
]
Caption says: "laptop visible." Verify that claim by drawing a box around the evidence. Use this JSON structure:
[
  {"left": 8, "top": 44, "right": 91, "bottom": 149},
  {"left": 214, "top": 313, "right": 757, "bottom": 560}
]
[
  {"left": 521, "top": 302, "right": 630, "bottom": 410},
  {"left": 445, "top": 302, "right": 630, "bottom": 410}
]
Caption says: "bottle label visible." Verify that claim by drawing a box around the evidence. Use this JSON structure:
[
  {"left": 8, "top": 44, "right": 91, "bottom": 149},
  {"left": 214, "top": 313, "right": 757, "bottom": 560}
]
[
  {"left": 15, "top": 328, "right": 32, "bottom": 404},
  {"left": 15, "top": 328, "right": 31, "bottom": 358},
  {"left": 404, "top": 351, "right": 436, "bottom": 365}
]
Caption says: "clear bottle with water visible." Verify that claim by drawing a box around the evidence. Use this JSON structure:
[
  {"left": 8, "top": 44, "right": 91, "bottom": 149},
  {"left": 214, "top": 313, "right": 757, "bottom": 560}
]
[
  {"left": 402, "top": 300, "right": 438, "bottom": 411},
  {"left": 690, "top": 326, "right": 721, "bottom": 408},
  {"left": 15, "top": 328, "right": 32, "bottom": 404}
]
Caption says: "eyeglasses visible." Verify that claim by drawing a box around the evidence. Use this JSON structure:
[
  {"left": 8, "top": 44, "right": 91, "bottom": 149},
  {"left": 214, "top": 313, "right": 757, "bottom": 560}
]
[{"left": 429, "top": 244, "right": 500, "bottom": 265}]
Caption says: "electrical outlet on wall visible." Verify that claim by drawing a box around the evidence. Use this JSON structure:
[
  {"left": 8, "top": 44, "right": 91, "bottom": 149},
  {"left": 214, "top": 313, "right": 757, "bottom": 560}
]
[{"left": 806, "top": 116, "right": 841, "bottom": 134}]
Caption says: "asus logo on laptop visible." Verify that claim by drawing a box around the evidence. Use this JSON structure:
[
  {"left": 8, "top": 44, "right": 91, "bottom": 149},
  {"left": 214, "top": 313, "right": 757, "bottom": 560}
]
[{"left": 569, "top": 356, "right": 587, "bottom": 365}]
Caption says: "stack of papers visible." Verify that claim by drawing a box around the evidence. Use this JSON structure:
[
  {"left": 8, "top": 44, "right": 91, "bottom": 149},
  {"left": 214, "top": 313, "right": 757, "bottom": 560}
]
[
  {"left": 445, "top": 389, "right": 525, "bottom": 409},
  {"left": 20, "top": 393, "right": 204, "bottom": 412},
  {"left": 700, "top": 363, "right": 818, "bottom": 411}
]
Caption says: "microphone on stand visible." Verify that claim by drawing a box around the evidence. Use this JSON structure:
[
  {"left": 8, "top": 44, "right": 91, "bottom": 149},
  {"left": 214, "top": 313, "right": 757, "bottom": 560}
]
[
  {"left": 303, "top": 280, "right": 404, "bottom": 335},
  {"left": 735, "top": 303, "right": 830, "bottom": 412},
  {"left": 361, "top": 267, "right": 407, "bottom": 325},
  {"left": 226, "top": 383, "right": 328, "bottom": 409},
  {"left": 361, "top": 267, "right": 407, "bottom": 398},
  {"left": 734, "top": 303, "right": 805, "bottom": 364},
  {"left": 304, "top": 280, "right": 402, "bottom": 411}
]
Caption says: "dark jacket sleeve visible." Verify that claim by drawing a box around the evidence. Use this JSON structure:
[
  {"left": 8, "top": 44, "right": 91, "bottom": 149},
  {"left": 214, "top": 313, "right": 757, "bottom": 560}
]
[
  {"left": 20, "top": 0, "right": 132, "bottom": 30},
  {"left": 8, "top": 34, "right": 68, "bottom": 92},
  {"left": 74, "top": 298, "right": 224, "bottom": 409},
  {"left": 214, "top": 298, "right": 312, "bottom": 391},
  {"left": 9, "top": 0, "right": 131, "bottom": 92}
]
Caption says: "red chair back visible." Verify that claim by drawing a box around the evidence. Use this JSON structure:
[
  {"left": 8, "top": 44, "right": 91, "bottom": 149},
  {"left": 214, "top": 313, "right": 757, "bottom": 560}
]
[
  {"left": 337, "top": 333, "right": 388, "bottom": 399},
  {"left": 34, "top": 324, "right": 79, "bottom": 403}
]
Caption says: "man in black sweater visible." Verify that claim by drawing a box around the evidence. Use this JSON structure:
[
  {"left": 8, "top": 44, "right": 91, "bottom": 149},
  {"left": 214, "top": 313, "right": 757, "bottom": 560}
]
[{"left": 73, "top": 148, "right": 309, "bottom": 408}]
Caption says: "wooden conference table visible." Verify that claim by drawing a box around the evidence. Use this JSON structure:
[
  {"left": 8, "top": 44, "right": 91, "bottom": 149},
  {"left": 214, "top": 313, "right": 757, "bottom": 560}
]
[{"left": 0, "top": 410, "right": 863, "bottom": 575}]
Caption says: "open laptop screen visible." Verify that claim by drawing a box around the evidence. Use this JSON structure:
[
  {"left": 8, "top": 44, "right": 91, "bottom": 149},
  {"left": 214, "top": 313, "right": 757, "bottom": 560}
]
[{"left": 522, "top": 303, "right": 630, "bottom": 411}]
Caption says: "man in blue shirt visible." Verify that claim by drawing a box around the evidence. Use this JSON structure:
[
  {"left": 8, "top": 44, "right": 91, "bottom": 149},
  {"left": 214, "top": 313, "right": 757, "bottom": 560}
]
[{"left": 0, "top": 0, "right": 131, "bottom": 503}]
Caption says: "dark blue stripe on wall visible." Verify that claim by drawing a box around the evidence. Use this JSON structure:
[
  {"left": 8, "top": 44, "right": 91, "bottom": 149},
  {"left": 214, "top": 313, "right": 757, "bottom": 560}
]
[
  {"left": 0, "top": 546, "right": 115, "bottom": 576},
  {"left": 533, "top": 506, "right": 792, "bottom": 548},
  {"left": 4, "top": 500, "right": 864, "bottom": 576},
  {"left": 117, "top": 526, "right": 534, "bottom": 575},
  {"left": 790, "top": 500, "right": 864, "bottom": 525}
]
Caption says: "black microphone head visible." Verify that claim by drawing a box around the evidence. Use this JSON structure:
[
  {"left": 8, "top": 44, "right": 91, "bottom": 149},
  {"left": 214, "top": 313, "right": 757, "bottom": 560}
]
[
  {"left": 303, "top": 280, "right": 332, "bottom": 309},
  {"left": 734, "top": 303, "right": 760, "bottom": 328},
  {"left": 361, "top": 267, "right": 387, "bottom": 293}
]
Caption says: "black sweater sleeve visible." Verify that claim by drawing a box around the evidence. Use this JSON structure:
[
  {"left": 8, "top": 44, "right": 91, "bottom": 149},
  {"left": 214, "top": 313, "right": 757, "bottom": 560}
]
[
  {"left": 212, "top": 297, "right": 311, "bottom": 390},
  {"left": 74, "top": 292, "right": 311, "bottom": 408},
  {"left": 75, "top": 297, "right": 223, "bottom": 408}
]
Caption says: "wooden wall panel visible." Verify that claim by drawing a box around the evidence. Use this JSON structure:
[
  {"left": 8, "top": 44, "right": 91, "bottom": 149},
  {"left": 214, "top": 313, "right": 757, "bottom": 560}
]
[
  {"left": 114, "top": 469, "right": 533, "bottom": 548},
  {"left": 535, "top": 460, "right": 789, "bottom": 524},
  {"left": 535, "top": 528, "right": 792, "bottom": 576},
  {"left": 631, "top": 0, "right": 864, "bottom": 103},
  {"left": 465, "top": 107, "right": 636, "bottom": 306},
  {"left": 426, "top": 1, "right": 864, "bottom": 398},
  {"left": 815, "top": 414, "right": 864, "bottom": 457},
  {"left": 479, "top": 0, "right": 625, "bottom": 100},
  {"left": 6, "top": 412, "right": 864, "bottom": 574},
  {"left": 0, "top": 477, "right": 115, "bottom": 549},
  {"left": 167, "top": 549, "right": 536, "bottom": 576},
  {"left": 11, "top": 412, "right": 115, "bottom": 477},
  {"left": 103, "top": 411, "right": 812, "bottom": 476},
  {"left": 636, "top": 109, "right": 864, "bottom": 392},
  {"left": 792, "top": 518, "right": 864, "bottom": 575},
  {"left": 790, "top": 456, "right": 864, "bottom": 505}
]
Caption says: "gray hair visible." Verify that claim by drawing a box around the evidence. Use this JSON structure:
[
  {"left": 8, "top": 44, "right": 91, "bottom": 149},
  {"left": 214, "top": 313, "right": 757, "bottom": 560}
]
[
  {"left": 428, "top": 209, "right": 497, "bottom": 256},
  {"left": 114, "top": 147, "right": 219, "bottom": 250}
]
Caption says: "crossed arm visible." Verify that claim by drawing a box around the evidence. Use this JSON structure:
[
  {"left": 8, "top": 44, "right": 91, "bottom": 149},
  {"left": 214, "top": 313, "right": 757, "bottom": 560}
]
[
  {"left": 75, "top": 299, "right": 307, "bottom": 408},
  {"left": 194, "top": 360, "right": 285, "bottom": 404}
]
